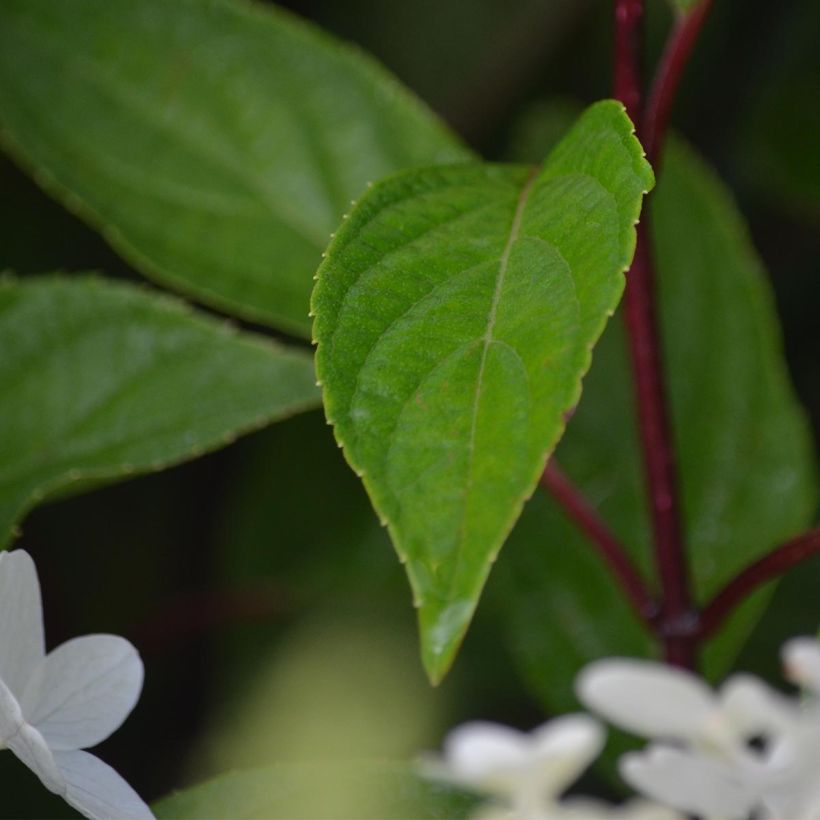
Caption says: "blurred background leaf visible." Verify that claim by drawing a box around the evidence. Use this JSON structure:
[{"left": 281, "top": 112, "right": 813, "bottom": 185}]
[
  {"left": 155, "top": 762, "right": 475, "bottom": 820},
  {"left": 0, "top": 275, "right": 319, "bottom": 548},
  {"left": 0, "top": 0, "right": 471, "bottom": 337}
]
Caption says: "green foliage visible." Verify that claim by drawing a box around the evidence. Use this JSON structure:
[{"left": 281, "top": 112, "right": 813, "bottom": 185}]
[
  {"left": 0, "top": 0, "right": 471, "bottom": 337},
  {"left": 154, "top": 763, "right": 474, "bottom": 820},
  {"left": 313, "top": 100, "right": 654, "bottom": 682},
  {"left": 0, "top": 275, "right": 319, "bottom": 548},
  {"left": 497, "top": 137, "right": 816, "bottom": 711}
]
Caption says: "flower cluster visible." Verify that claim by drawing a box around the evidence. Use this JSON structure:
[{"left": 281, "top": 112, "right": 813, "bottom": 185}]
[
  {"left": 0, "top": 550, "right": 153, "bottom": 820},
  {"left": 426, "top": 637, "right": 820, "bottom": 820}
]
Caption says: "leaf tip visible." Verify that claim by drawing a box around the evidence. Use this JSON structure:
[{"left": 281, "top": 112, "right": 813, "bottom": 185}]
[{"left": 419, "top": 599, "right": 475, "bottom": 686}]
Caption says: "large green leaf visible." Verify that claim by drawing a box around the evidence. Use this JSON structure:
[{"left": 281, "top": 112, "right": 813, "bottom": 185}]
[
  {"left": 313, "top": 101, "right": 654, "bottom": 682},
  {"left": 154, "top": 763, "right": 474, "bottom": 820},
  {"left": 0, "top": 0, "right": 471, "bottom": 337},
  {"left": 496, "top": 137, "right": 816, "bottom": 713},
  {"left": 0, "top": 275, "right": 320, "bottom": 548}
]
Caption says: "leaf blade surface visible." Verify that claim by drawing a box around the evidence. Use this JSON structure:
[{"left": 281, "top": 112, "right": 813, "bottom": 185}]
[
  {"left": 0, "top": 275, "right": 320, "bottom": 547},
  {"left": 314, "top": 101, "right": 653, "bottom": 680},
  {"left": 0, "top": 0, "right": 471, "bottom": 335}
]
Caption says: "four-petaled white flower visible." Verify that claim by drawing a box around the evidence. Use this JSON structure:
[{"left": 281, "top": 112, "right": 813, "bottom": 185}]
[
  {"left": 576, "top": 642, "right": 820, "bottom": 820},
  {"left": 423, "top": 715, "right": 680, "bottom": 820},
  {"left": 0, "top": 549, "right": 153, "bottom": 820}
]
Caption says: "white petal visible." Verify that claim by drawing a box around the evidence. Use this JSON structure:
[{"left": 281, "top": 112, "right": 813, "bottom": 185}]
[
  {"left": 0, "top": 674, "right": 24, "bottom": 743},
  {"left": 576, "top": 659, "right": 715, "bottom": 741},
  {"left": 0, "top": 676, "right": 63, "bottom": 792},
  {"left": 434, "top": 716, "right": 603, "bottom": 806},
  {"left": 21, "top": 635, "right": 143, "bottom": 750},
  {"left": 782, "top": 636, "right": 820, "bottom": 694},
  {"left": 620, "top": 746, "right": 755, "bottom": 819},
  {"left": 763, "top": 724, "right": 820, "bottom": 817},
  {"left": 613, "top": 799, "right": 684, "bottom": 820},
  {"left": 0, "top": 550, "right": 45, "bottom": 697},
  {"left": 719, "top": 674, "right": 797, "bottom": 739},
  {"left": 442, "top": 721, "right": 530, "bottom": 793},
  {"left": 53, "top": 749, "right": 154, "bottom": 820},
  {"left": 7, "top": 721, "right": 64, "bottom": 794},
  {"left": 527, "top": 715, "right": 604, "bottom": 795}
]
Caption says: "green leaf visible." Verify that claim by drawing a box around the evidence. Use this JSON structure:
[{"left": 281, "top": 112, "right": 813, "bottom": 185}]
[
  {"left": 154, "top": 763, "right": 475, "bottom": 820},
  {"left": 0, "top": 0, "right": 471, "bottom": 338},
  {"left": 0, "top": 275, "right": 320, "bottom": 548},
  {"left": 497, "top": 137, "right": 816, "bottom": 711},
  {"left": 313, "top": 100, "right": 654, "bottom": 682}
]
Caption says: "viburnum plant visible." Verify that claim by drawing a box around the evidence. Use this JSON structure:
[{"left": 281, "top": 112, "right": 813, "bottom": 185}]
[{"left": 0, "top": 0, "right": 817, "bottom": 817}]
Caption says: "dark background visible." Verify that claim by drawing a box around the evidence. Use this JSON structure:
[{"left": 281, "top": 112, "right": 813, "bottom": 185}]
[{"left": 1, "top": 0, "right": 818, "bottom": 814}]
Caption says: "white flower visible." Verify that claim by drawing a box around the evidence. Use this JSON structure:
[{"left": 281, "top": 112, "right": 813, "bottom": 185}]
[
  {"left": 576, "top": 644, "right": 820, "bottom": 819},
  {"left": 422, "top": 715, "right": 680, "bottom": 820},
  {"left": 782, "top": 636, "right": 820, "bottom": 696},
  {"left": 0, "top": 549, "right": 153, "bottom": 820},
  {"left": 423, "top": 715, "right": 603, "bottom": 819}
]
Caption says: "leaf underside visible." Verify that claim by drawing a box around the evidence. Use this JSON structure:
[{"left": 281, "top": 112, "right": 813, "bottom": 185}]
[
  {"left": 0, "top": 275, "right": 320, "bottom": 548},
  {"left": 0, "top": 0, "right": 471, "bottom": 336},
  {"left": 313, "top": 101, "right": 654, "bottom": 681}
]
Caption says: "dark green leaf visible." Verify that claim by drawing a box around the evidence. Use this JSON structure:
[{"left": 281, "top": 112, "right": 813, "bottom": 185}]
[
  {"left": 497, "top": 137, "right": 816, "bottom": 711},
  {"left": 0, "top": 275, "right": 320, "bottom": 547},
  {"left": 0, "top": 0, "right": 471, "bottom": 337},
  {"left": 154, "top": 762, "right": 475, "bottom": 820},
  {"left": 313, "top": 101, "right": 653, "bottom": 681}
]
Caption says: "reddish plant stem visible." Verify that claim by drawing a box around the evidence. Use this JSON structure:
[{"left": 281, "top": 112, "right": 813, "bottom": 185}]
[
  {"left": 643, "top": 0, "right": 715, "bottom": 164},
  {"left": 552, "top": 0, "right": 820, "bottom": 667},
  {"left": 624, "top": 224, "right": 694, "bottom": 650},
  {"left": 613, "top": 0, "right": 644, "bottom": 125},
  {"left": 614, "top": 0, "right": 701, "bottom": 667},
  {"left": 698, "top": 529, "right": 820, "bottom": 640},
  {"left": 540, "top": 463, "right": 659, "bottom": 624}
]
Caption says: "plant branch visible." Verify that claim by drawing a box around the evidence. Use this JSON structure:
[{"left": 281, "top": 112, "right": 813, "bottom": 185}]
[
  {"left": 614, "top": 0, "right": 705, "bottom": 666},
  {"left": 643, "top": 0, "right": 715, "bottom": 164},
  {"left": 624, "top": 223, "right": 693, "bottom": 644},
  {"left": 698, "top": 528, "right": 820, "bottom": 640},
  {"left": 613, "top": 0, "right": 644, "bottom": 125},
  {"left": 540, "top": 462, "right": 659, "bottom": 623}
]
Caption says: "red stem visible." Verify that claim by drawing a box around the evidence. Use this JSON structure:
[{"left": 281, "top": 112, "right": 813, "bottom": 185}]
[
  {"left": 643, "top": 0, "right": 715, "bottom": 164},
  {"left": 540, "top": 463, "right": 659, "bottom": 624},
  {"left": 698, "top": 529, "right": 820, "bottom": 640},
  {"left": 615, "top": 0, "right": 698, "bottom": 666},
  {"left": 554, "top": 0, "right": 818, "bottom": 665},
  {"left": 624, "top": 224, "right": 693, "bottom": 641}
]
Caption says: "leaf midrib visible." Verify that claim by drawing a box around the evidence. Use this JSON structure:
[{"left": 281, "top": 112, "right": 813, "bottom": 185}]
[{"left": 447, "top": 167, "right": 540, "bottom": 600}]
